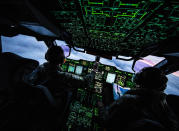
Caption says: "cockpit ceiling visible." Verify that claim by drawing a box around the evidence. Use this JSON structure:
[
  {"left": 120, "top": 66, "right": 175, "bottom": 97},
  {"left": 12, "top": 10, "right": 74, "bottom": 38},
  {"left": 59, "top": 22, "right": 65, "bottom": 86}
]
[
  {"left": 48, "top": 0, "right": 179, "bottom": 57},
  {"left": 1, "top": 0, "right": 179, "bottom": 57}
]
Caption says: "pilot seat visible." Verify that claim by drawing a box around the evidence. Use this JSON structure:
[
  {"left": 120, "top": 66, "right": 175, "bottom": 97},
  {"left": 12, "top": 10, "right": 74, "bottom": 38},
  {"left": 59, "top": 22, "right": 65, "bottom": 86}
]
[{"left": 0, "top": 52, "right": 60, "bottom": 131}]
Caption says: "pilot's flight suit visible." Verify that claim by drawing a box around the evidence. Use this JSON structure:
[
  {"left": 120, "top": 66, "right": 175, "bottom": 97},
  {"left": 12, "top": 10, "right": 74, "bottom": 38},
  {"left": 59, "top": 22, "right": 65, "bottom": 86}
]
[
  {"left": 26, "top": 62, "right": 94, "bottom": 87},
  {"left": 25, "top": 61, "right": 95, "bottom": 114},
  {"left": 26, "top": 62, "right": 61, "bottom": 85}
]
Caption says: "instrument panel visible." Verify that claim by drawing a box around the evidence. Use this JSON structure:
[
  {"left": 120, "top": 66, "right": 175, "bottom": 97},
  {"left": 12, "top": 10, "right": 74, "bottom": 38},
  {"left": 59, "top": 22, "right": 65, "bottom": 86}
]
[
  {"left": 62, "top": 58, "right": 135, "bottom": 91},
  {"left": 62, "top": 58, "right": 135, "bottom": 130}
]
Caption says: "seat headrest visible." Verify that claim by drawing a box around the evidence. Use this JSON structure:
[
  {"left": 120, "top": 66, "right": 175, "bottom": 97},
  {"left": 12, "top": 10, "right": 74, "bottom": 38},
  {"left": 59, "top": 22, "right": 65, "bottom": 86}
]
[{"left": 0, "top": 52, "right": 39, "bottom": 88}]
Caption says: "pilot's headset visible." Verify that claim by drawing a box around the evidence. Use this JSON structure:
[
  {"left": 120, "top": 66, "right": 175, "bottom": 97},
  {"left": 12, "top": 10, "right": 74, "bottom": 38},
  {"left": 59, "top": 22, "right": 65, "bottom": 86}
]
[{"left": 132, "top": 67, "right": 168, "bottom": 91}]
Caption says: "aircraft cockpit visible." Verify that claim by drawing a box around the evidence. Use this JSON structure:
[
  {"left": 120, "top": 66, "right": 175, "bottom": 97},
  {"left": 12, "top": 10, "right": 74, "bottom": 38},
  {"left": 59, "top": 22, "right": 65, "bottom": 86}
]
[{"left": 0, "top": 0, "right": 179, "bottom": 131}]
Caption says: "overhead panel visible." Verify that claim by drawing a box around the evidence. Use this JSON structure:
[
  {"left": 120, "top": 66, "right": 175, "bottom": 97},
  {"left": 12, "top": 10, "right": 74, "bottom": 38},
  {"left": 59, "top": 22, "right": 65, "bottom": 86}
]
[{"left": 50, "top": 0, "right": 179, "bottom": 57}]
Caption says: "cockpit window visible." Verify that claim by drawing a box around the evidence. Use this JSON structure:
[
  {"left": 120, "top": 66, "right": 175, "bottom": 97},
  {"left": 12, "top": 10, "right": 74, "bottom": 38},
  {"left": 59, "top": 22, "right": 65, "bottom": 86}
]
[
  {"left": 1, "top": 35, "right": 179, "bottom": 96},
  {"left": 68, "top": 48, "right": 96, "bottom": 61},
  {"left": 100, "top": 57, "right": 133, "bottom": 73},
  {"left": 2, "top": 35, "right": 48, "bottom": 64},
  {"left": 134, "top": 55, "right": 165, "bottom": 72},
  {"left": 134, "top": 55, "right": 179, "bottom": 95},
  {"left": 56, "top": 40, "right": 96, "bottom": 61},
  {"left": 1, "top": 35, "right": 71, "bottom": 64},
  {"left": 55, "top": 40, "right": 70, "bottom": 57}
]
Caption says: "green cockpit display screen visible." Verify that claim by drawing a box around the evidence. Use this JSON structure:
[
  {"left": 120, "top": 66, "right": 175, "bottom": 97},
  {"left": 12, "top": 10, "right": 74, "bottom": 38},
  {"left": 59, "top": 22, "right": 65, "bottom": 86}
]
[{"left": 68, "top": 65, "right": 75, "bottom": 73}]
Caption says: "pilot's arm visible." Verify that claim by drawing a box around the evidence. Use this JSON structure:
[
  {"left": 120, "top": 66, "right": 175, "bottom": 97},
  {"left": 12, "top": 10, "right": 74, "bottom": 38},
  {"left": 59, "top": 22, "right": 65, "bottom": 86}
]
[
  {"left": 57, "top": 72, "right": 85, "bottom": 88},
  {"left": 56, "top": 71, "right": 95, "bottom": 91}
]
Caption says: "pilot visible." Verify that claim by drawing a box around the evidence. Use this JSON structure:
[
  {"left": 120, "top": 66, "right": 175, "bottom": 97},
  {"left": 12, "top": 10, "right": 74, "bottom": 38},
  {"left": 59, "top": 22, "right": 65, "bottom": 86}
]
[
  {"left": 27, "top": 44, "right": 90, "bottom": 83},
  {"left": 26, "top": 45, "right": 65, "bottom": 85},
  {"left": 103, "top": 67, "right": 178, "bottom": 131},
  {"left": 26, "top": 45, "right": 92, "bottom": 106}
]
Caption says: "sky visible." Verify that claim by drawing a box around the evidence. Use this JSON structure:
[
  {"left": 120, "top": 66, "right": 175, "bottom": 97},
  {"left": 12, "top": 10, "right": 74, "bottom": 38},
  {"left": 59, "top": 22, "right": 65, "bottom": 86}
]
[{"left": 2, "top": 34, "right": 179, "bottom": 95}]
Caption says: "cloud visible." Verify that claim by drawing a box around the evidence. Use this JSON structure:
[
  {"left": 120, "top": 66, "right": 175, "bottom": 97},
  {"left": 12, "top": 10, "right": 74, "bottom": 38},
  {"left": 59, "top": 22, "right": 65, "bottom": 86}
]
[
  {"left": 112, "top": 58, "right": 134, "bottom": 73},
  {"left": 134, "top": 60, "right": 152, "bottom": 72},
  {"left": 55, "top": 40, "right": 70, "bottom": 56},
  {"left": 68, "top": 49, "right": 96, "bottom": 61},
  {"left": 173, "top": 71, "right": 179, "bottom": 77},
  {"left": 144, "top": 55, "right": 165, "bottom": 65},
  {"left": 165, "top": 74, "right": 179, "bottom": 95},
  {"left": 2, "top": 35, "right": 48, "bottom": 64}
]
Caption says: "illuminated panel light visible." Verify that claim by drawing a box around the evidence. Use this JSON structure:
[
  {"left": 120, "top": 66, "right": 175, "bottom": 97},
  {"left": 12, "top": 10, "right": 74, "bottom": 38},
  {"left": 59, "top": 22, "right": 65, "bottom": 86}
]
[
  {"left": 119, "top": 1, "right": 139, "bottom": 7},
  {"left": 75, "top": 66, "right": 83, "bottom": 75},
  {"left": 68, "top": 65, "right": 75, "bottom": 73},
  {"left": 106, "top": 73, "right": 116, "bottom": 84},
  {"left": 88, "top": 0, "right": 104, "bottom": 5}
]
